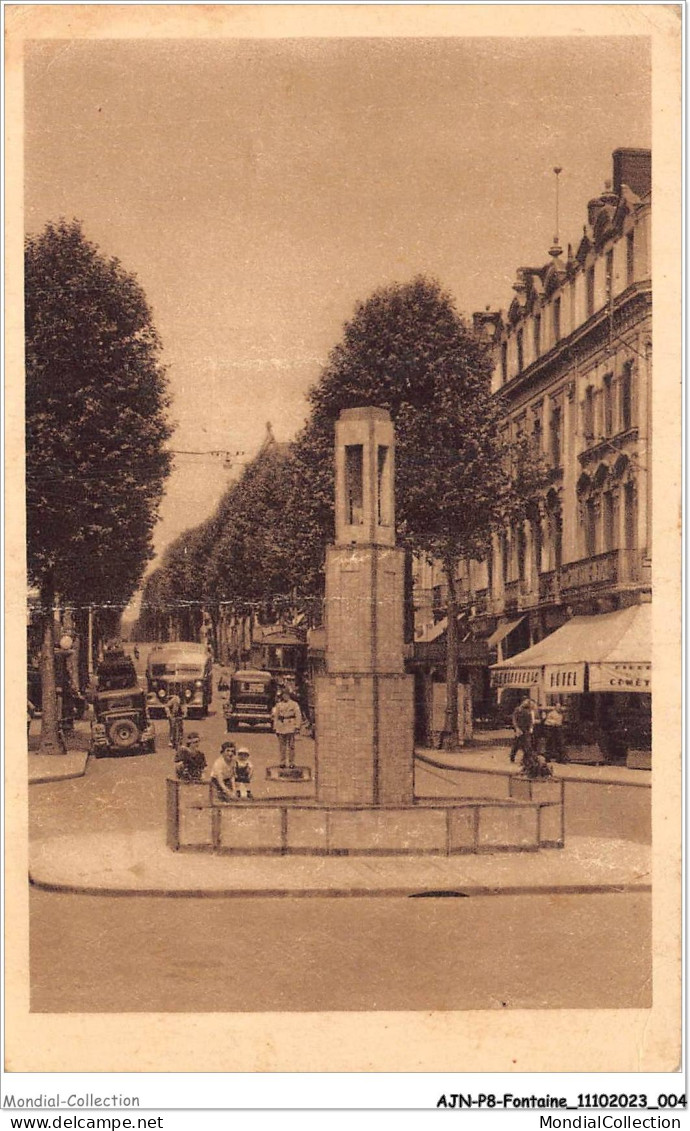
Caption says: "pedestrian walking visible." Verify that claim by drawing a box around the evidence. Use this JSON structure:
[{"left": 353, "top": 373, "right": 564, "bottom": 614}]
[
  {"left": 209, "top": 741, "right": 237, "bottom": 802},
  {"left": 271, "top": 688, "right": 302, "bottom": 768},
  {"left": 544, "top": 700, "right": 569, "bottom": 763},
  {"left": 174, "top": 732, "right": 207, "bottom": 783},
  {"left": 233, "top": 746, "right": 254, "bottom": 799},
  {"left": 165, "top": 688, "right": 186, "bottom": 749},
  {"left": 509, "top": 697, "right": 536, "bottom": 765}
]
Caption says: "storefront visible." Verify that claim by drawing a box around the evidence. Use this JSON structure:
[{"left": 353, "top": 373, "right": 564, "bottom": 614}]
[{"left": 490, "top": 603, "right": 651, "bottom": 766}]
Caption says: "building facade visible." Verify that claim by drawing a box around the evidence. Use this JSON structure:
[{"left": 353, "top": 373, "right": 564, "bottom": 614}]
[{"left": 413, "top": 148, "right": 652, "bottom": 755}]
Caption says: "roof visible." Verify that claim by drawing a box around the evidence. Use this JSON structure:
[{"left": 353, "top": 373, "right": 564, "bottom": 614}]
[
  {"left": 148, "top": 642, "right": 207, "bottom": 656},
  {"left": 232, "top": 669, "right": 274, "bottom": 681},
  {"left": 492, "top": 604, "right": 650, "bottom": 669}
]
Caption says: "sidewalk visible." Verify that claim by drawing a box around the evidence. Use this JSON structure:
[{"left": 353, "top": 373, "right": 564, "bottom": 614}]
[
  {"left": 29, "top": 828, "right": 650, "bottom": 898},
  {"left": 28, "top": 720, "right": 91, "bottom": 784},
  {"left": 29, "top": 751, "right": 90, "bottom": 785},
  {"left": 417, "top": 735, "right": 651, "bottom": 788}
]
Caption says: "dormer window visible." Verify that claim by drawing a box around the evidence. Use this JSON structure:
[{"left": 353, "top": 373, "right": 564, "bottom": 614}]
[
  {"left": 626, "top": 231, "right": 635, "bottom": 286},
  {"left": 517, "top": 329, "right": 524, "bottom": 373},
  {"left": 533, "top": 313, "right": 541, "bottom": 357},
  {"left": 605, "top": 249, "right": 614, "bottom": 300},
  {"left": 553, "top": 297, "right": 561, "bottom": 342},
  {"left": 586, "top": 266, "right": 595, "bottom": 316}
]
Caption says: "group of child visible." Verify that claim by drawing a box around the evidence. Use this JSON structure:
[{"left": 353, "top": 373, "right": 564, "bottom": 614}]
[{"left": 174, "top": 734, "right": 254, "bottom": 801}]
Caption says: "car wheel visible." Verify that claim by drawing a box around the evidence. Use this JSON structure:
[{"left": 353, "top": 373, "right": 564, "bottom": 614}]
[{"left": 107, "top": 718, "right": 140, "bottom": 750}]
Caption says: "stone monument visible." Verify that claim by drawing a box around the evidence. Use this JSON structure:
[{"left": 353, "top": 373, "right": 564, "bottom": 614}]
[
  {"left": 168, "top": 406, "right": 565, "bottom": 856},
  {"left": 315, "top": 406, "right": 414, "bottom": 806}
]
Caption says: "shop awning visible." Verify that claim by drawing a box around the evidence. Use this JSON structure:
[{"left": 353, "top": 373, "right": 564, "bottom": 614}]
[
  {"left": 490, "top": 603, "right": 651, "bottom": 693},
  {"left": 486, "top": 616, "right": 524, "bottom": 648},
  {"left": 415, "top": 617, "right": 448, "bottom": 644}
]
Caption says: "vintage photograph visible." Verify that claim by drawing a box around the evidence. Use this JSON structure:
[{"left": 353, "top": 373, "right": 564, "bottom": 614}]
[{"left": 6, "top": 4, "right": 681, "bottom": 1076}]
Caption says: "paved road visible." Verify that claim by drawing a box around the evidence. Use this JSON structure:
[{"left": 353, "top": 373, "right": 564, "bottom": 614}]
[
  {"left": 29, "top": 661, "right": 651, "bottom": 1013},
  {"left": 30, "top": 887, "right": 651, "bottom": 1013}
]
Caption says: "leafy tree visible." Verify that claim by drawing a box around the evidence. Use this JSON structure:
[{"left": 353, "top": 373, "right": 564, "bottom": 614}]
[
  {"left": 26, "top": 220, "right": 172, "bottom": 752},
  {"left": 289, "top": 276, "right": 545, "bottom": 747},
  {"left": 204, "top": 443, "right": 297, "bottom": 615}
]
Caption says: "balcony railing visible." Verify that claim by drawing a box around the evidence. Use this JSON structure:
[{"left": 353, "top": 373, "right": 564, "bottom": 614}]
[
  {"left": 504, "top": 580, "right": 520, "bottom": 610},
  {"left": 559, "top": 548, "right": 650, "bottom": 593},
  {"left": 518, "top": 578, "right": 540, "bottom": 609},
  {"left": 539, "top": 569, "right": 560, "bottom": 603},
  {"left": 473, "top": 588, "right": 491, "bottom": 614}
]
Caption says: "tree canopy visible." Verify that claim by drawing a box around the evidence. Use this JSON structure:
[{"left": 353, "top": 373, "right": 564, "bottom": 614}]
[
  {"left": 26, "top": 219, "right": 172, "bottom": 751},
  {"left": 25, "top": 219, "right": 172, "bottom": 609},
  {"left": 291, "top": 275, "right": 541, "bottom": 575}
]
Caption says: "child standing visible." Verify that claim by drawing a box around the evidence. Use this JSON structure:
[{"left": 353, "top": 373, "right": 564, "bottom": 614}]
[{"left": 233, "top": 746, "right": 254, "bottom": 799}]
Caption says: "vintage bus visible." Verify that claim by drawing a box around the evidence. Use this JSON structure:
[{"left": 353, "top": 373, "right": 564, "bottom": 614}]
[{"left": 146, "top": 642, "right": 213, "bottom": 718}]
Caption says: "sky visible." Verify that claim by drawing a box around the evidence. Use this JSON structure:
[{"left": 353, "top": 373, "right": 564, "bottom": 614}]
[{"left": 24, "top": 34, "right": 651, "bottom": 574}]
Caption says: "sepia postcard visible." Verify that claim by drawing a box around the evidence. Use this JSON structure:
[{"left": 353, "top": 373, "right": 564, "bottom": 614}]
[{"left": 3, "top": 2, "right": 683, "bottom": 1089}]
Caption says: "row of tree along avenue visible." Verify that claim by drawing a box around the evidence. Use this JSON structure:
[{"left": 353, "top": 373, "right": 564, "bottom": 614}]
[
  {"left": 139, "top": 276, "right": 545, "bottom": 749},
  {"left": 26, "top": 220, "right": 172, "bottom": 754}
]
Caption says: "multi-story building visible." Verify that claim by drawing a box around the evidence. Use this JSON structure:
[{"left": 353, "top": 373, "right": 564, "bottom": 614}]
[{"left": 413, "top": 148, "right": 651, "bottom": 759}]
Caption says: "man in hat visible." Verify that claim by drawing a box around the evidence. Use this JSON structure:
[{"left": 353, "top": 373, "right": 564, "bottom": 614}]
[
  {"left": 509, "top": 697, "right": 536, "bottom": 765},
  {"left": 165, "top": 687, "right": 187, "bottom": 749},
  {"left": 271, "top": 688, "right": 302, "bottom": 768},
  {"left": 174, "top": 731, "right": 207, "bottom": 783}
]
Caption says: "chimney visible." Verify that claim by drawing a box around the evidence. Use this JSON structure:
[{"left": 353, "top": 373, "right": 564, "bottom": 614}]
[{"left": 612, "top": 148, "right": 651, "bottom": 198}]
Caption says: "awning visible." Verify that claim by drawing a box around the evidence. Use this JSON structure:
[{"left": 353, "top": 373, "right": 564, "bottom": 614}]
[
  {"left": 490, "top": 604, "right": 651, "bottom": 693},
  {"left": 415, "top": 617, "right": 448, "bottom": 644},
  {"left": 486, "top": 616, "right": 524, "bottom": 649}
]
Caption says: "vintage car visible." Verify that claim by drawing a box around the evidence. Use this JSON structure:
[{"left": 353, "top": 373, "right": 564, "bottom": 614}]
[
  {"left": 90, "top": 652, "right": 155, "bottom": 757},
  {"left": 146, "top": 642, "right": 213, "bottom": 718},
  {"left": 224, "top": 668, "right": 277, "bottom": 731}
]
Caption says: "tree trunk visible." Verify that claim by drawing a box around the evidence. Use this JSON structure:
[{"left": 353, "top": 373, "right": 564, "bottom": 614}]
[
  {"left": 38, "top": 579, "right": 64, "bottom": 755},
  {"left": 442, "top": 562, "right": 460, "bottom": 751}
]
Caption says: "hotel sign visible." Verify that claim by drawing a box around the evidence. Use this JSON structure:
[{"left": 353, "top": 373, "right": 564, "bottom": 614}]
[
  {"left": 588, "top": 662, "right": 651, "bottom": 693},
  {"left": 491, "top": 667, "right": 541, "bottom": 688},
  {"left": 544, "top": 663, "right": 586, "bottom": 692}
]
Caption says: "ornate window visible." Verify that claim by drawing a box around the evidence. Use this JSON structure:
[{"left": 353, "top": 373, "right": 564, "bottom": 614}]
[
  {"left": 603, "top": 373, "right": 614, "bottom": 437},
  {"left": 550, "top": 403, "right": 562, "bottom": 467},
  {"left": 621, "top": 362, "right": 634, "bottom": 431},
  {"left": 583, "top": 385, "right": 595, "bottom": 443},
  {"left": 552, "top": 297, "right": 561, "bottom": 343}
]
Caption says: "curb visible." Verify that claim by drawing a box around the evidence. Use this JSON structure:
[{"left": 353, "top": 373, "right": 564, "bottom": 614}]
[
  {"left": 28, "top": 875, "right": 651, "bottom": 899},
  {"left": 29, "top": 753, "right": 90, "bottom": 785},
  {"left": 415, "top": 750, "right": 651, "bottom": 789}
]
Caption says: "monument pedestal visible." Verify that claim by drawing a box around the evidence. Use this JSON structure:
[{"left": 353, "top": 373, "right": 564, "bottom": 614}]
[
  {"left": 266, "top": 765, "right": 312, "bottom": 782},
  {"left": 315, "top": 673, "right": 414, "bottom": 806}
]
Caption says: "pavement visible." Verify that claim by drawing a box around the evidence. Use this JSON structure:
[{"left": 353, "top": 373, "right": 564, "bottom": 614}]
[
  {"left": 416, "top": 742, "right": 652, "bottom": 787},
  {"left": 28, "top": 720, "right": 91, "bottom": 783},
  {"left": 27, "top": 721, "right": 651, "bottom": 898},
  {"left": 29, "top": 828, "right": 650, "bottom": 898}
]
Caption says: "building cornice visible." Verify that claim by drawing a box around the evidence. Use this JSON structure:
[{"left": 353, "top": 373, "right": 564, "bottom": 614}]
[{"left": 496, "top": 282, "right": 651, "bottom": 405}]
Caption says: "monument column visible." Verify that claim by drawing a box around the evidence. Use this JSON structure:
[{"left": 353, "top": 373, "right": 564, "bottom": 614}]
[{"left": 315, "top": 407, "right": 414, "bottom": 807}]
